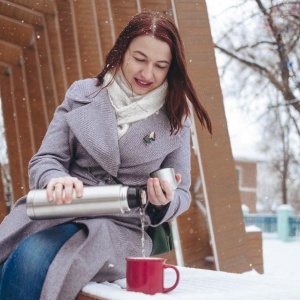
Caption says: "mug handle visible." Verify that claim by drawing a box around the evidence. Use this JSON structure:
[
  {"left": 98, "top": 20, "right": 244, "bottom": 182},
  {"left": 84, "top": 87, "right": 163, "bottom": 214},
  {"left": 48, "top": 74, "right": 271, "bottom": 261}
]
[{"left": 163, "top": 264, "right": 180, "bottom": 293}]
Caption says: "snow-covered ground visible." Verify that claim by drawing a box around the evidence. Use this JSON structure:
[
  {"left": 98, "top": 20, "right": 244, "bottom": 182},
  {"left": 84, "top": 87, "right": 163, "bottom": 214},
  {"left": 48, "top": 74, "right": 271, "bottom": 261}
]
[{"left": 263, "top": 236, "right": 300, "bottom": 278}]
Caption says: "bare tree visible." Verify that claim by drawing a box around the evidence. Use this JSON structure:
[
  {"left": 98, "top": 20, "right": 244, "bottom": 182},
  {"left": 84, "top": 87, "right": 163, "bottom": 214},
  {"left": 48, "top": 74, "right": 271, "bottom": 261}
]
[
  {"left": 260, "top": 102, "right": 297, "bottom": 205},
  {"left": 214, "top": 0, "right": 300, "bottom": 112},
  {"left": 209, "top": 0, "right": 300, "bottom": 208}
]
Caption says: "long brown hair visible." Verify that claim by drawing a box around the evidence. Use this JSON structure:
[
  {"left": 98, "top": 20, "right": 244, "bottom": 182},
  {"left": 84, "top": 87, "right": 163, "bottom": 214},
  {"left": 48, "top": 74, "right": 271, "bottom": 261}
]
[{"left": 96, "top": 11, "right": 212, "bottom": 135}]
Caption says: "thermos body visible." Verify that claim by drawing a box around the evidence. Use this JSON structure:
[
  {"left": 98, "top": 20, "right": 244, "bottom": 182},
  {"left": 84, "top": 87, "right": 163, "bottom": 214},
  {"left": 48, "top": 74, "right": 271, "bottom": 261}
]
[{"left": 26, "top": 184, "right": 147, "bottom": 220}]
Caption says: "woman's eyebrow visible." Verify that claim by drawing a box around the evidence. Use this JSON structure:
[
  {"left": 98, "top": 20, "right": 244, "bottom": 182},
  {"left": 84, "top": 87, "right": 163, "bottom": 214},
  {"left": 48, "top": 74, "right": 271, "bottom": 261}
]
[{"left": 132, "top": 50, "right": 170, "bottom": 64}]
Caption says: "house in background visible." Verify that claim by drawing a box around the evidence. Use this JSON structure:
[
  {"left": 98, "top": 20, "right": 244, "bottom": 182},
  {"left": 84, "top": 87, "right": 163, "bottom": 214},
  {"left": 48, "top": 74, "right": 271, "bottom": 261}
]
[{"left": 234, "top": 157, "right": 258, "bottom": 214}]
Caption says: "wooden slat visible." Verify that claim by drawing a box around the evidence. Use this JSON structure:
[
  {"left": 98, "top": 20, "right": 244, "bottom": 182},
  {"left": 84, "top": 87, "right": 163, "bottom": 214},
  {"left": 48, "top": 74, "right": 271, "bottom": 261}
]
[
  {"left": 31, "top": 24, "right": 57, "bottom": 124},
  {"left": 0, "top": 48, "right": 33, "bottom": 186},
  {"left": 72, "top": 0, "right": 102, "bottom": 78},
  {"left": 0, "top": 40, "right": 20, "bottom": 64},
  {"left": 177, "top": 201, "right": 213, "bottom": 268},
  {"left": 0, "top": 15, "right": 33, "bottom": 47},
  {"left": 43, "top": 10, "right": 68, "bottom": 104},
  {"left": 55, "top": 0, "right": 80, "bottom": 85},
  {"left": 173, "top": 0, "right": 251, "bottom": 273},
  {"left": 8, "top": 0, "right": 56, "bottom": 14},
  {"left": 6, "top": 64, "right": 32, "bottom": 195},
  {"left": 140, "top": 0, "right": 172, "bottom": 14},
  {"left": 110, "top": 0, "right": 138, "bottom": 37},
  {"left": 22, "top": 45, "right": 48, "bottom": 149},
  {"left": 246, "top": 231, "right": 264, "bottom": 274},
  {"left": 94, "top": 0, "right": 114, "bottom": 65},
  {"left": 0, "top": 166, "right": 7, "bottom": 222},
  {"left": 0, "top": 64, "right": 27, "bottom": 199}
]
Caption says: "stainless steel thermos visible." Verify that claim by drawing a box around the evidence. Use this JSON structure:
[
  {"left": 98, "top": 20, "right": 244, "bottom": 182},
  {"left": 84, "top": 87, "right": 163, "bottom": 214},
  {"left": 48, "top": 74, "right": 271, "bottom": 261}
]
[{"left": 26, "top": 184, "right": 147, "bottom": 220}]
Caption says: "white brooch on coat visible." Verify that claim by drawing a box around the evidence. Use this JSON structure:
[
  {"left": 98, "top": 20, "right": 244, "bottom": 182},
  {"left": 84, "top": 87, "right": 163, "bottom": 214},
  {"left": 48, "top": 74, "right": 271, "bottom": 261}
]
[{"left": 143, "top": 131, "right": 156, "bottom": 144}]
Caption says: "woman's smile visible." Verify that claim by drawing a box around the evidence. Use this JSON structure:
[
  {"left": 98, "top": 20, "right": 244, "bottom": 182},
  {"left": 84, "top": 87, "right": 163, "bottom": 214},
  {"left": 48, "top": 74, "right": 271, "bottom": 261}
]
[{"left": 134, "top": 77, "right": 153, "bottom": 88}]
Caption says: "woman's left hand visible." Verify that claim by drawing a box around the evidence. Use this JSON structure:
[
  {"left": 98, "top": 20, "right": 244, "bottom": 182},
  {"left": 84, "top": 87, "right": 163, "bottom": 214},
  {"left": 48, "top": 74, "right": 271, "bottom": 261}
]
[{"left": 147, "top": 173, "right": 181, "bottom": 208}]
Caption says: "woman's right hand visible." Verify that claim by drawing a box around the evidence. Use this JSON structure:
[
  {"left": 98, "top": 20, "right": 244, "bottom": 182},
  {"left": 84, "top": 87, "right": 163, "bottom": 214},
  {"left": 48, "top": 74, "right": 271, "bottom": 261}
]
[{"left": 46, "top": 176, "right": 83, "bottom": 205}]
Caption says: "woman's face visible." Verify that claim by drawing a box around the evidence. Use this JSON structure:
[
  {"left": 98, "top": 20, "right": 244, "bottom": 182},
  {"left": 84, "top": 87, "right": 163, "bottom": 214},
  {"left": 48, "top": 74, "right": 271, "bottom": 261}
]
[{"left": 121, "top": 35, "right": 172, "bottom": 95}]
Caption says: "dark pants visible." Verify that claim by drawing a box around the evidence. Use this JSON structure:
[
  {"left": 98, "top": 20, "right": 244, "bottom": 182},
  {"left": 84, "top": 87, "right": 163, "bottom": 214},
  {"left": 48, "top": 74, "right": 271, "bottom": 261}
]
[{"left": 0, "top": 223, "right": 81, "bottom": 300}]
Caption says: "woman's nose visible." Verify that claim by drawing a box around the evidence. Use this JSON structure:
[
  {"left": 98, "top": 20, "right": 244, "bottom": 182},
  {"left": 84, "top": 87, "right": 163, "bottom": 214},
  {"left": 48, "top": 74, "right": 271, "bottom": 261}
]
[{"left": 141, "top": 64, "right": 153, "bottom": 80}]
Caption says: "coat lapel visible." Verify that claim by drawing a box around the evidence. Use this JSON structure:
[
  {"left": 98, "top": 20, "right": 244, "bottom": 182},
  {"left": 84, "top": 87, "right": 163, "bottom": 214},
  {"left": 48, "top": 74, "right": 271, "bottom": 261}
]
[
  {"left": 119, "top": 109, "right": 182, "bottom": 166},
  {"left": 65, "top": 89, "right": 120, "bottom": 177}
]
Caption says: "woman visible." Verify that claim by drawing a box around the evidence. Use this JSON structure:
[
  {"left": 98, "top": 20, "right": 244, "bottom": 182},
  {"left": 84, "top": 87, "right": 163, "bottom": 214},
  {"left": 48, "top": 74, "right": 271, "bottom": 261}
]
[{"left": 0, "top": 11, "right": 212, "bottom": 300}]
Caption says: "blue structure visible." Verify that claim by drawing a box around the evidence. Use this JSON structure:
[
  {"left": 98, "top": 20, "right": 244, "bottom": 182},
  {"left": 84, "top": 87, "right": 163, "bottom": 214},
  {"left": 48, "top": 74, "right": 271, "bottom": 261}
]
[{"left": 243, "top": 205, "right": 300, "bottom": 241}]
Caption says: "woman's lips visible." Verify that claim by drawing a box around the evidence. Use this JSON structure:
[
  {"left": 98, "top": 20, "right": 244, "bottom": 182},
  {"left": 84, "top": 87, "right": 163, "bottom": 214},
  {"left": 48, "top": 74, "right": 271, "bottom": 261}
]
[{"left": 134, "top": 78, "right": 152, "bottom": 88}]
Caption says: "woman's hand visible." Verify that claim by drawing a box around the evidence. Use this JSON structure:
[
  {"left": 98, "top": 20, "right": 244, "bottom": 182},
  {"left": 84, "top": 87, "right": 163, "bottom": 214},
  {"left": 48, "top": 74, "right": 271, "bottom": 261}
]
[
  {"left": 46, "top": 176, "right": 83, "bottom": 205},
  {"left": 147, "top": 173, "right": 181, "bottom": 208}
]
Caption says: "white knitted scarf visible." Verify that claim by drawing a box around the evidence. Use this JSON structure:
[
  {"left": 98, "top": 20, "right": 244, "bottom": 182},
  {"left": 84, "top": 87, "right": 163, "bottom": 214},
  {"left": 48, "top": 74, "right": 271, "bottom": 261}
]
[{"left": 104, "top": 70, "right": 167, "bottom": 139}]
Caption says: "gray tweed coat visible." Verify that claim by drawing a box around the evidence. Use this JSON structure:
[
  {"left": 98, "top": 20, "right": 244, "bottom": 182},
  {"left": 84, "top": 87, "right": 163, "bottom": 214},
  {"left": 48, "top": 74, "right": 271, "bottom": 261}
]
[{"left": 0, "top": 78, "right": 191, "bottom": 300}]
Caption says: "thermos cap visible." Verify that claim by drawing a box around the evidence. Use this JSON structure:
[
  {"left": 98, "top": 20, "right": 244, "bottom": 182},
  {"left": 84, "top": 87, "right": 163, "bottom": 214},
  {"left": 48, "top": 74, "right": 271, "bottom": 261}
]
[{"left": 127, "top": 188, "right": 147, "bottom": 209}]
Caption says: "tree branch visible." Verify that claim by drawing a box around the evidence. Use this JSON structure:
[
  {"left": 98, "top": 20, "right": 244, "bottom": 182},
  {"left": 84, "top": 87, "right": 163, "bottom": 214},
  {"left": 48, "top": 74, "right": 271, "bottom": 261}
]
[{"left": 214, "top": 44, "right": 283, "bottom": 90}]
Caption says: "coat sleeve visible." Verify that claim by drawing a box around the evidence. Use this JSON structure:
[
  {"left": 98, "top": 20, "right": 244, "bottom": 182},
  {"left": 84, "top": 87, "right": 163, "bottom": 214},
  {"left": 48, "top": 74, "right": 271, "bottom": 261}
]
[
  {"left": 147, "top": 122, "right": 192, "bottom": 226},
  {"left": 28, "top": 85, "right": 78, "bottom": 189}
]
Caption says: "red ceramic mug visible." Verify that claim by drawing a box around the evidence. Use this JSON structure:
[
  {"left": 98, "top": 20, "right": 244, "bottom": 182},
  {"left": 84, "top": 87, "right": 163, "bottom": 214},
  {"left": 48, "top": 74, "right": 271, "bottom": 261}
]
[{"left": 126, "top": 257, "right": 180, "bottom": 295}]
